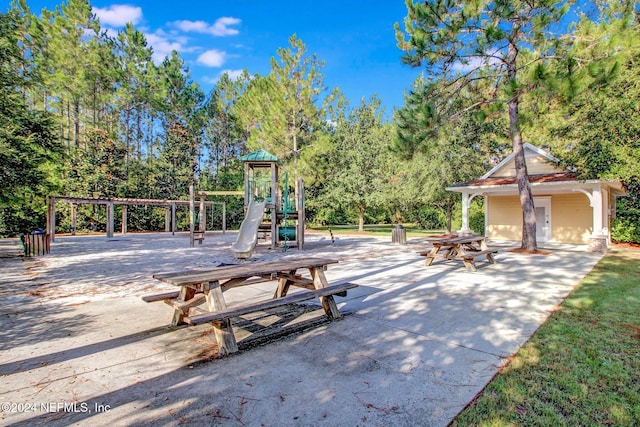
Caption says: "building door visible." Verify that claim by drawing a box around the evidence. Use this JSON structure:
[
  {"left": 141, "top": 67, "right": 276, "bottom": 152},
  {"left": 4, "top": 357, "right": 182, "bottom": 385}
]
[{"left": 534, "top": 197, "right": 551, "bottom": 242}]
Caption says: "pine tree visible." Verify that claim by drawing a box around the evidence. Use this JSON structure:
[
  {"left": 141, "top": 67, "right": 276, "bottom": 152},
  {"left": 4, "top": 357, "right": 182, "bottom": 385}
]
[
  {"left": 395, "top": 0, "right": 574, "bottom": 251},
  {"left": 0, "top": 8, "right": 61, "bottom": 235}
]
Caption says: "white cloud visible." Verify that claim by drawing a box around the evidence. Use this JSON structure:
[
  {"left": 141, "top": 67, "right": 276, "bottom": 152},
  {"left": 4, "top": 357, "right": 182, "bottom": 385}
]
[
  {"left": 103, "top": 27, "right": 119, "bottom": 39},
  {"left": 145, "top": 30, "right": 185, "bottom": 64},
  {"left": 452, "top": 53, "right": 502, "bottom": 72},
  {"left": 202, "top": 70, "right": 246, "bottom": 85},
  {"left": 221, "top": 69, "right": 245, "bottom": 80},
  {"left": 197, "top": 49, "right": 226, "bottom": 67},
  {"left": 173, "top": 17, "right": 241, "bottom": 36},
  {"left": 93, "top": 5, "right": 142, "bottom": 27}
]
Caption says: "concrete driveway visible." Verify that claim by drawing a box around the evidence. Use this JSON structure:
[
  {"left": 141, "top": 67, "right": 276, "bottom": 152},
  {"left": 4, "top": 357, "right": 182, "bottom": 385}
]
[{"left": 0, "top": 233, "right": 604, "bottom": 426}]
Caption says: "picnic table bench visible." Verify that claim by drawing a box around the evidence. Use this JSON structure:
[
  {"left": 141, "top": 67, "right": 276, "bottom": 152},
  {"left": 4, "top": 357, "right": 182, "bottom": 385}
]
[
  {"left": 143, "top": 258, "right": 356, "bottom": 356},
  {"left": 418, "top": 235, "right": 498, "bottom": 272},
  {"left": 193, "top": 230, "right": 205, "bottom": 244}
]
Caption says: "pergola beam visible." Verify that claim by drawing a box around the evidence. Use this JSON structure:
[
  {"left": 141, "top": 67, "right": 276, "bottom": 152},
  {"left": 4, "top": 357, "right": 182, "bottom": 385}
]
[{"left": 46, "top": 195, "right": 225, "bottom": 240}]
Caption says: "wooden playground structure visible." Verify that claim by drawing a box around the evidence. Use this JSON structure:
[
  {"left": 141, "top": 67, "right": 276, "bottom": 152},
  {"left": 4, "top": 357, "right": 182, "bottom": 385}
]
[
  {"left": 44, "top": 150, "right": 306, "bottom": 254},
  {"left": 240, "top": 149, "right": 305, "bottom": 251},
  {"left": 45, "top": 196, "right": 226, "bottom": 242}
]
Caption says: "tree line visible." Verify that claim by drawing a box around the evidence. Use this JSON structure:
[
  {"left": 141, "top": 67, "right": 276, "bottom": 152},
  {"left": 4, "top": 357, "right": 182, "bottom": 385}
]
[{"left": 1, "top": 0, "right": 639, "bottom": 245}]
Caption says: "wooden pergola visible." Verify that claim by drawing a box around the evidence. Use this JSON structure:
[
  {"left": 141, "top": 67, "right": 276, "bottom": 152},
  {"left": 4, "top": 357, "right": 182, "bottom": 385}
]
[{"left": 46, "top": 196, "right": 226, "bottom": 242}]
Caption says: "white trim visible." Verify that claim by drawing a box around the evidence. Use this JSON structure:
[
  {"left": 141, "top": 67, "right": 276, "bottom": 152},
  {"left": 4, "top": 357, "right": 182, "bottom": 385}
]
[
  {"left": 572, "top": 188, "right": 593, "bottom": 206},
  {"left": 484, "top": 197, "right": 489, "bottom": 237},
  {"left": 447, "top": 178, "right": 626, "bottom": 195},
  {"left": 459, "top": 192, "right": 484, "bottom": 232},
  {"left": 480, "top": 143, "right": 560, "bottom": 179}
]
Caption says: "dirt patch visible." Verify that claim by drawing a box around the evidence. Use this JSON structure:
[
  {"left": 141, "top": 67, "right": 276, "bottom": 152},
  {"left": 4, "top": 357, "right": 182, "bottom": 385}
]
[
  {"left": 611, "top": 242, "right": 640, "bottom": 250},
  {"left": 507, "top": 248, "right": 552, "bottom": 255}
]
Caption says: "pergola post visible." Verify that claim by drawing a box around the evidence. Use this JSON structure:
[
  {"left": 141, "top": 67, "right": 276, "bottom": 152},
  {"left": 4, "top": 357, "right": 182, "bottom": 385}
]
[
  {"left": 171, "top": 203, "right": 176, "bottom": 236},
  {"left": 164, "top": 207, "right": 171, "bottom": 232},
  {"left": 189, "top": 184, "right": 195, "bottom": 247},
  {"left": 199, "top": 196, "right": 206, "bottom": 232},
  {"left": 106, "top": 202, "right": 114, "bottom": 238},
  {"left": 121, "top": 205, "right": 128, "bottom": 234},
  {"left": 71, "top": 203, "right": 77, "bottom": 236},
  {"left": 222, "top": 202, "right": 226, "bottom": 234},
  {"left": 47, "top": 196, "right": 56, "bottom": 242}
]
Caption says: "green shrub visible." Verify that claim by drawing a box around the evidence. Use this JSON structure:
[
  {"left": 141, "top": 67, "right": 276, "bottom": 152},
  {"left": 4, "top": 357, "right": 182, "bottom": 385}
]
[
  {"left": 414, "top": 206, "right": 446, "bottom": 230},
  {"left": 611, "top": 217, "right": 640, "bottom": 243}
]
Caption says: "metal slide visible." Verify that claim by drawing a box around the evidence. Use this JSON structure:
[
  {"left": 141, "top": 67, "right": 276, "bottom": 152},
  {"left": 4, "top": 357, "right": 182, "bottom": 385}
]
[{"left": 231, "top": 199, "right": 267, "bottom": 259}]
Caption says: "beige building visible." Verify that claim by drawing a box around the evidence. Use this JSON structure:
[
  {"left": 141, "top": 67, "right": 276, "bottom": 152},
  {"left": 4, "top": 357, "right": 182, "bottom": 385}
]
[{"left": 446, "top": 143, "right": 627, "bottom": 250}]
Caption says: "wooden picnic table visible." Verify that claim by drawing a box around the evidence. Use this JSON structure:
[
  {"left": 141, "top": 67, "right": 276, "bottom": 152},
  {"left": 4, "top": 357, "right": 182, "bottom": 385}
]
[
  {"left": 418, "top": 235, "right": 498, "bottom": 272},
  {"left": 144, "top": 257, "right": 356, "bottom": 356}
]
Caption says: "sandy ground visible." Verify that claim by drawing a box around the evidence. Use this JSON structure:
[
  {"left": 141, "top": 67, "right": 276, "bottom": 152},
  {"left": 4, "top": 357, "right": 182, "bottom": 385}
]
[
  {"left": 5, "top": 230, "right": 421, "bottom": 305},
  {"left": 0, "top": 231, "right": 604, "bottom": 426}
]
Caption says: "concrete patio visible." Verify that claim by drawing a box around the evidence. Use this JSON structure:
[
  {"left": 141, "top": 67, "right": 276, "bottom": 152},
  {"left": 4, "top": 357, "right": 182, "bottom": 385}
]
[{"left": 0, "top": 232, "right": 603, "bottom": 426}]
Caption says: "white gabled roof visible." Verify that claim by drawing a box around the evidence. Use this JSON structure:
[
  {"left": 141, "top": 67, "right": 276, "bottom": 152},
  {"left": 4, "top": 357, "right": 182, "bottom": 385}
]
[{"left": 481, "top": 143, "right": 560, "bottom": 179}]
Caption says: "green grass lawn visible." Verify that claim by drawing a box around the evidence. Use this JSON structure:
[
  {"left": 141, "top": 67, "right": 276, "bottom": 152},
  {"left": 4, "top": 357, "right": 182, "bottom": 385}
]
[
  {"left": 308, "top": 223, "right": 447, "bottom": 237},
  {"left": 451, "top": 248, "right": 640, "bottom": 426}
]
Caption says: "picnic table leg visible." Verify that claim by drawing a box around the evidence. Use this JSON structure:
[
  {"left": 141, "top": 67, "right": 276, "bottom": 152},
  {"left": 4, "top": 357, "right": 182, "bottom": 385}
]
[
  {"left": 455, "top": 244, "right": 477, "bottom": 272},
  {"left": 171, "top": 286, "right": 196, "bottom": 326},
  {"left": 309, "top": 267, "right": 341, "bottom": 319},
  {"left": 274, "top": 269, "right": 296, "bottom": 298},
  {"left": 424, "top": 246, "right": 439, "bottom": 266},
  {"left": 486, "top": 252, "right": 496, "bottom": 264},
  {"left": 462, "top": 259, "right": 477, "bottom": 272},
  {"left": 203, "top": 280, "right": 238, "bottom": 356}
]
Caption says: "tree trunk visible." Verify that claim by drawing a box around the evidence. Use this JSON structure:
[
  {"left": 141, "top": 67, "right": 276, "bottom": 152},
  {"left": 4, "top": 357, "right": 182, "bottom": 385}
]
[
  {"left": 507, "top": 40, "right": 537, "bottom": 251},
  {"left": 74, "top": 98, "right": 81, "bottom": 148},
  {"left": 358, "top": 205, "right": 365, "bottom": 232},
  {"left": 446, "top": 202, "right": 452, "bottom": 234}
]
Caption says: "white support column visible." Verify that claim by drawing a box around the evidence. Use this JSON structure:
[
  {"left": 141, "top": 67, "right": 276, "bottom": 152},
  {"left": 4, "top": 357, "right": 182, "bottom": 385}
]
[
  {"left": 573, "top": 187, "right": 607, "bottom": 252},
  {"left": 459, "top": 193, "right": 482, "bottom": 235},
  {"left": 460, "top": 193, "right": 471, "bottom": 233},
  {"left": 592, "top": 188, "right": 603, "bottom": 236}
]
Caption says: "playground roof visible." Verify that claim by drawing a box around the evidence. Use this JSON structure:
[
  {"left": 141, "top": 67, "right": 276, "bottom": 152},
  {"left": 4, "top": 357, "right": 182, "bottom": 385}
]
[{"left": 240, "top": 149, "right": 280, "bottom": 163}]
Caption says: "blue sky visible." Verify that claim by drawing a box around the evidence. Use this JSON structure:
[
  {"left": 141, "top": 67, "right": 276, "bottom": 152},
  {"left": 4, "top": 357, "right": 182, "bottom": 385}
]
[{"left": 24, "top": 0, "right": 423, "bottom": 118}]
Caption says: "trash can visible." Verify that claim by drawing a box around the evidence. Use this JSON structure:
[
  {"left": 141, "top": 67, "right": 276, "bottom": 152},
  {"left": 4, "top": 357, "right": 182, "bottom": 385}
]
[
  {"left": 20, "top": 229, "right": 50, "bottom": 257},
  {"left": 391, "top": 224, "right": 407, "bottom": 245}
]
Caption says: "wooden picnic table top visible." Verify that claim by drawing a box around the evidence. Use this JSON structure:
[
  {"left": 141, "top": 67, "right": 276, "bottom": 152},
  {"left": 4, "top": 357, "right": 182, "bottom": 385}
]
[
  {"left": 153, "top": 257, "right": 339, "bottom": 287},
  {"left": 429, "top": 235, "right": 486, "bottom": 245}
]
